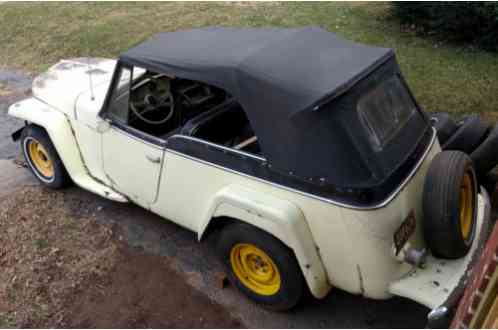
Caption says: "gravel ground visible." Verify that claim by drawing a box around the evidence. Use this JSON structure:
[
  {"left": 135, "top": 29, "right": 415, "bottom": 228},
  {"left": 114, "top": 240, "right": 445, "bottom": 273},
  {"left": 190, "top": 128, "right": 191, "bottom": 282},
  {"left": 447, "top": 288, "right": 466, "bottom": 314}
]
[{"left": 0, "top": 69, "right": 428, "bottom": 328}]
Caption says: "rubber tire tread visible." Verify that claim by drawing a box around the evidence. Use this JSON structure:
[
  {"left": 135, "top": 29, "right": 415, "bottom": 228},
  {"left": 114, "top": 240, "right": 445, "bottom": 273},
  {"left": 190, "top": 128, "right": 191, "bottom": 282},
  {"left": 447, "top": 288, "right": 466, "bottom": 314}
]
[
  {"left": 21, "top": 125, "right": 72, "bottom": 189},
  {"left": 217, "top": 223, "right": 304, "bottom": 311},
  {"left": 423, "top": 151, "right": 477, "bottom": 259},
  {"left": 442, "top": 115, "right": 489, "bottom": 154},
  {"left": 471, "top": 123, "right": 498, "bottom": 176},
  {"left": 430, "top": 112, "right": 458, "bottom": 145}
]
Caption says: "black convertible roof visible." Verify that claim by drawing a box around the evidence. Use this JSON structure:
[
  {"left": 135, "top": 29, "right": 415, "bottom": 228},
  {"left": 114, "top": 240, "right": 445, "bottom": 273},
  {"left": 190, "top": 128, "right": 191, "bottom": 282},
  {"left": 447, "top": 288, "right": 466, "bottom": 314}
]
[
  {"left": 120, "top": 27, "right": 400, "bottom": 185},
  {"left": 121, "top": 26, "right": 393, "bottom": 113}
]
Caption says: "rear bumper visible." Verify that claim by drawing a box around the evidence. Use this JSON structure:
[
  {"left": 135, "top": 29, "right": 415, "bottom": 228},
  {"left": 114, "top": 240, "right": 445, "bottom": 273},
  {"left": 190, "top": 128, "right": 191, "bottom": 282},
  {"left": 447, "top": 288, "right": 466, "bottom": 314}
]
[
  {"left": 451, "top": 212, "right": 498, "bottom": 328},
  {"left": 388, "top": 187, "right": 492, "bottom": 323}
]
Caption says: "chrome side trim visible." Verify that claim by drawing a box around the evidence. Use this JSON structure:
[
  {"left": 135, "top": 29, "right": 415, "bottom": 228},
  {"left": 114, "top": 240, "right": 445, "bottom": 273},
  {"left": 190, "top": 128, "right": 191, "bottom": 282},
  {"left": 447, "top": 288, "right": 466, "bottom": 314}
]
[
  {"left": 166, "top": 128, "right": 437, "bottom": 210},
  {"left": 170, "top": 134, "right": 267, "bottom": 162},
  {"left": 103, "top": 127, "right": 267, "bottom": 161},
  {"left": 111, "top": 125, "right": 165, "bottom": 150}
]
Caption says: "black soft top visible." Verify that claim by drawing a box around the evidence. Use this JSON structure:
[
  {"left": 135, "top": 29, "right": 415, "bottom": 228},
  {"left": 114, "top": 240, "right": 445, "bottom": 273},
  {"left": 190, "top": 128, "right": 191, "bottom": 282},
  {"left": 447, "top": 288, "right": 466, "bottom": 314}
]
[
  {"left": 120, "top": 27, "right": 422, "bottom": 190},
  {"left": 121, "top": 26, "right": 392, "bottom": 110}
]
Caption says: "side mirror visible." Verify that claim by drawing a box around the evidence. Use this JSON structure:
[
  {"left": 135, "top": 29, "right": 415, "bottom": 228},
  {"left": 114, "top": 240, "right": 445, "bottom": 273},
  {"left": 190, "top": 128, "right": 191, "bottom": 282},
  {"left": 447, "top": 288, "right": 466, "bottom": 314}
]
[{"left": 96, "top": 119, "right": 111, "bottom": 133}]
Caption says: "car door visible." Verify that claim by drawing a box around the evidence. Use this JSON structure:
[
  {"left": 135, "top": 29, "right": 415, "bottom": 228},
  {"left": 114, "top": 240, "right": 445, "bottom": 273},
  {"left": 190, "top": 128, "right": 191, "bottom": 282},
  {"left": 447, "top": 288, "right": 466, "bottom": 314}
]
[{"left": 100, "top": 65, "right": 164, "bottom": 206}]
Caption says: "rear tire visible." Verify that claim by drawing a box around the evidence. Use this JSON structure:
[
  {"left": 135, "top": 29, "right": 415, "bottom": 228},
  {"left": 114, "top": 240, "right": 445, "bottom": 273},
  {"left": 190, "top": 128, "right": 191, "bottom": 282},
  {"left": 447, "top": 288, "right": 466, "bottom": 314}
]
[
  {"left": 217, "top": 223, "right": 304, "bottom": 311},
  {"left": 430, "top": 112, "right": 458, "bottom": 145},
  {"left": 21, "top": 125, "right": 71, "bottom": 189},
  {"left": 442, "top": 115, "right": 489, "bottom": 154},
  {"left": 471, "top": 123, "right": 498, "bottom": 177},
  {"left": 423, "top": 151, "right": 478, "bottom": 258}
]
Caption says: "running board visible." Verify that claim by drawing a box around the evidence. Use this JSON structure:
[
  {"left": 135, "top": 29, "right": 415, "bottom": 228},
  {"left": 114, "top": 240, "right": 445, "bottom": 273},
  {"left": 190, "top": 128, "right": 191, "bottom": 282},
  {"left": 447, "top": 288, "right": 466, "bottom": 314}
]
[{"left": 72, "top": 173, "right": 128, "bottom": 203}]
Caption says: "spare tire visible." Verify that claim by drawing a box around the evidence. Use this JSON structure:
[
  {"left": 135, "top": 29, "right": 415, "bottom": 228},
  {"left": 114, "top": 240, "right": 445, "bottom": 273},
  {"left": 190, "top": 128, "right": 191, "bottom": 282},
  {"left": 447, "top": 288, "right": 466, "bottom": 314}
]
[
  {"left": 471, "top": 123, "right": 498, "bottom": 177},
  {"left": 423, "top": 151, "right": 478, "bottom": 259},
  {"left": 442, "top": 115, "right": 489, "bottom": 154},
  {"left": 430, "top": 112, "right": 458, "bottom": 145}
]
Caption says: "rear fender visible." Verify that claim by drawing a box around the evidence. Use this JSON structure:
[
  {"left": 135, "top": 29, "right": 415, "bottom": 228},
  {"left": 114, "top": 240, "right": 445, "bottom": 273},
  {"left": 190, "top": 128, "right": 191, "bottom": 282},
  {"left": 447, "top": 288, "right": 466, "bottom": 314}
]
[
  {"left": 8, "top": 98, "right": 127, "bottom": 202},
  {"left": 198, "top": 184, "right": 332, "bottom": 298}
]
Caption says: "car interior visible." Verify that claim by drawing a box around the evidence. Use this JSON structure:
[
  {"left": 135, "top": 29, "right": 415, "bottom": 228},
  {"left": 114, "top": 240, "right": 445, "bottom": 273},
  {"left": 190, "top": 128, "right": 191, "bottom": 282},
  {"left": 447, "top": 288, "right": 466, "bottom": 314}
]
[{"left": 111, "top": 69, "right": 262, "bottom": 156}]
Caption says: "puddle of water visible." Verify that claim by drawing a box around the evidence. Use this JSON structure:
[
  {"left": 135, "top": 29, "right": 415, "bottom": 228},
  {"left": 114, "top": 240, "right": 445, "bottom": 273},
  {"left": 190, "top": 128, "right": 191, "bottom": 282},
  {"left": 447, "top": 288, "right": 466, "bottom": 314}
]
[{"left": 0, "top": 69, "right": 33, "bottom": 159}]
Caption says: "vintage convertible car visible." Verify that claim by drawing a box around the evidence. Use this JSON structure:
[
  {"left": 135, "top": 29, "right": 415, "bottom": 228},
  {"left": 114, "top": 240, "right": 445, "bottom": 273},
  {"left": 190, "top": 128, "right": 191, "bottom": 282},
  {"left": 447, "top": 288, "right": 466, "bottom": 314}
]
[{"left": 8, "top": 27, "right": 492, "bottom": 318}]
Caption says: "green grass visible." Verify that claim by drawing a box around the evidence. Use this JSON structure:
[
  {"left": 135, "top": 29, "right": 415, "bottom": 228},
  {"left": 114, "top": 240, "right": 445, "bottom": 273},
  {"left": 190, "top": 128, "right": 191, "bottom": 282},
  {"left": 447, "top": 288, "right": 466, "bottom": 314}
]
[
  {"left": 0, "top": 313, "right": 15, "bottom": 328},
  {"left": 34, "top": 238, "right": 49, "bottom": 250},
  {"left": 1, "top": 2, "right": 497, "bottom": 117}
]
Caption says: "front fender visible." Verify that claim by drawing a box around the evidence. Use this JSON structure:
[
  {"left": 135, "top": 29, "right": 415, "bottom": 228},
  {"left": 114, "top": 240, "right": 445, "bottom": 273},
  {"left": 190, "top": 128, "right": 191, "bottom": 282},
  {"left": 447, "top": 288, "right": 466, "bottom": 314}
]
[
  {"left": 198, "top": 184, "right": 331, "bottom": 298},
  {"left": 8, "top": 98, "right": 127, "bottom": 202},
  {"left": 11, "top": 127, "right": 24, "bottom": 141}
]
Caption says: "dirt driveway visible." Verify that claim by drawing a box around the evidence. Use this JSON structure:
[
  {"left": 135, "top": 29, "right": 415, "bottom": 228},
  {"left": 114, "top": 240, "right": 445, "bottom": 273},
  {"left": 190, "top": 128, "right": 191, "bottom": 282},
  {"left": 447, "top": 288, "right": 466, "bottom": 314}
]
[{"left": 0, "top": 69, "right": 428, "bottom": 328}]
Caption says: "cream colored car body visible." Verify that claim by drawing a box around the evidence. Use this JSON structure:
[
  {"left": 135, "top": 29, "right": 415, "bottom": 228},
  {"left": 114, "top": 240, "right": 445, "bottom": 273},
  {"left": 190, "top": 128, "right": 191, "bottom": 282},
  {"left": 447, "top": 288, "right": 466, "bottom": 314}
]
[{"left": 8, "top": 58, "right": 491, "bottom": 311}]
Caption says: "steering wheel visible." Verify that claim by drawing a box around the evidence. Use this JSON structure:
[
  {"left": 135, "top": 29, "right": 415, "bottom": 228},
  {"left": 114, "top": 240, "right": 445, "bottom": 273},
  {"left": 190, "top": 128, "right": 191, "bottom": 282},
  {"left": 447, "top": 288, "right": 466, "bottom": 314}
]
[{"left": 130, "top": 77, "right": 175, "bottom": 125}]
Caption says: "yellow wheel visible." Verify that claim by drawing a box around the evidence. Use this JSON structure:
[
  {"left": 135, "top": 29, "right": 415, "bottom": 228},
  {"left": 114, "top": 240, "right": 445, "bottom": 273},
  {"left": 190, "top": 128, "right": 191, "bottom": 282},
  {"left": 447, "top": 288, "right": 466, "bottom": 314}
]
[
  {"left": 230, "top": 243, "right": 281, "bottom": 296},
  {"left": 21, "top": 125, "right": 71, "bottom": 188},
  {"left": 27, "top": 139, "right": 54, "bottom": 179},
  {"left": 459, "top": 171, "right": 475, "bottom": 243},
  {"left": 219, "top": 223, "right": 304, "bottom": 311}
]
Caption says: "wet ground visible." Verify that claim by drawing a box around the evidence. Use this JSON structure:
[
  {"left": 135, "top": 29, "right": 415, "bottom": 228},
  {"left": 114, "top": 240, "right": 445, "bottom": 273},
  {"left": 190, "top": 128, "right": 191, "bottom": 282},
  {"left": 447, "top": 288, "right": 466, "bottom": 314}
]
[
  {"left": 0, "top": 69, "right": 31, "bottom": 159},
  {"left": 0, "top": 69, "right": 428, "bottom": 328}
]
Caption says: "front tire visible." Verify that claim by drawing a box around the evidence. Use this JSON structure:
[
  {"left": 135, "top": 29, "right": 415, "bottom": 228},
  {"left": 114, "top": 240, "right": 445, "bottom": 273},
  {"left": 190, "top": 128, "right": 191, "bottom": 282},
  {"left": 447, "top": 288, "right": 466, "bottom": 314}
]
[
  {"left": 21, "top": 125, "right": 71, "bottom": 189},
  {"left": 217, "top": 223, "right": 304, "bottom": 311}
]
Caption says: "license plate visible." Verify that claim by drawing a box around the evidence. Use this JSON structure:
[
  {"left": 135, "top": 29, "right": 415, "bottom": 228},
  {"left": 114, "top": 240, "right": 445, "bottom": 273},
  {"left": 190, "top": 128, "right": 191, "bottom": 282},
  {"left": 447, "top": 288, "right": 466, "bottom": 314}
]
[{"left": 394, "top": 211, "right": 416, "bottom": 255}]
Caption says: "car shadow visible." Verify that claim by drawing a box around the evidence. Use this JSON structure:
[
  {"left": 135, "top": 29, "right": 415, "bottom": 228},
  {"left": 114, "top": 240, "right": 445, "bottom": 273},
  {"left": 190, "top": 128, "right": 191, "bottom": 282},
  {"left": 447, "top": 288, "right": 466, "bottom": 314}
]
[{"left": 65, "top": 186, "right": 429, "bottom": 328}]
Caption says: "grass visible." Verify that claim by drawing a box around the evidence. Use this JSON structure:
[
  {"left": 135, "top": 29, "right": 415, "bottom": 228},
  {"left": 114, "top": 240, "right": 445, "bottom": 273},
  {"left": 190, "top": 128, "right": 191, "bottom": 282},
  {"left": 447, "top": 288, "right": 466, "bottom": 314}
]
[
  {"left": 0, "top": 313, "right": 15, "bottom": 328},
  {"left": 0, "top": 2, "right": 497, "bottom": 117},
  {"left": 5, "top": 283, "right": 17, "bottom": 304},
  {"left": 34, "top": 238, "right": 49, "bottom": 250}
]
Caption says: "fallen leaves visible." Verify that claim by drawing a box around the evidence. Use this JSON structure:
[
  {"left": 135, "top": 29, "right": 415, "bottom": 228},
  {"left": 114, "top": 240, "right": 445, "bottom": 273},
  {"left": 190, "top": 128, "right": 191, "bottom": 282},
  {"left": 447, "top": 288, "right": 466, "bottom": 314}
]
[{"left": 0, "top": 186, "right": 119, "bottom": 328}]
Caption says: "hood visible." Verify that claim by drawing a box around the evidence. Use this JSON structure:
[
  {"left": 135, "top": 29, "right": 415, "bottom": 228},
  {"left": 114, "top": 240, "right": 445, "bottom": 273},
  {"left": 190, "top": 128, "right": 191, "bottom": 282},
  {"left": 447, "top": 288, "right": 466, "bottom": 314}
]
[{"left": 32, "top": 57, "right": 116, "bottom": 117}]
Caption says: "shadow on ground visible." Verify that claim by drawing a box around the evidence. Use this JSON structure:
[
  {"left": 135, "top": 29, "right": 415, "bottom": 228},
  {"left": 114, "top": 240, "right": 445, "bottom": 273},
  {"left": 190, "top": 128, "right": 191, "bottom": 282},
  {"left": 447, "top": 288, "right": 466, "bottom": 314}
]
[{"left": 73, "top": 188, "right": 428, "bottom": 328}]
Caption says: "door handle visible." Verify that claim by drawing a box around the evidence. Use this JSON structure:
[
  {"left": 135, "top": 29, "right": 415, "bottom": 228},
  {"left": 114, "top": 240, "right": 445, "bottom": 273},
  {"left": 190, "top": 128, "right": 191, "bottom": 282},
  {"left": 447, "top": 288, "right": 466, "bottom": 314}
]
[{"left": 145, "top": 154, "right": 161, "bottom": 164}]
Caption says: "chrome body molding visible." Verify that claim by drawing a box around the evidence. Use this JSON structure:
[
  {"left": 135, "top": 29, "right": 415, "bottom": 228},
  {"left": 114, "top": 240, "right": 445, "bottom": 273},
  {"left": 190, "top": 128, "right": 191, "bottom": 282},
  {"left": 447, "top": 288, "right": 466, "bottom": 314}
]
[{"left": 165, "top": 128, "right": 438, "bottom": 211}]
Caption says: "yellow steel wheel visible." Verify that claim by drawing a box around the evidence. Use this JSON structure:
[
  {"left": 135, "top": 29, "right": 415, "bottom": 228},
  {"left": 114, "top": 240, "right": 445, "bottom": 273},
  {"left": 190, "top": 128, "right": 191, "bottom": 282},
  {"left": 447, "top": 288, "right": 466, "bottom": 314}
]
[
  {"left": 459, "top": 171, "right": 474, "bottom": 242},
  {"left": 230, "top": 243, "right": 281, "bottom": 296},
  {"left": 27, "top": 139, "right": 54, "bottom": 179}
]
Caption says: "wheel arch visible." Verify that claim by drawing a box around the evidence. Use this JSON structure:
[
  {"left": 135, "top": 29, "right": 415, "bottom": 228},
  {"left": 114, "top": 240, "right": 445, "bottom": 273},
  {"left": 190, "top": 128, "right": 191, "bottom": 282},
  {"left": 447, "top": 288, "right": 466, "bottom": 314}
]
[
  {"left": 9, "top": 98, "right": 127, "bottom": 202},
  {"left": 198, "top": 184, "right": 332, "bottom": 298},
  {"left": 9, "top": 99, "right": 84, "bottom": 174}
]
